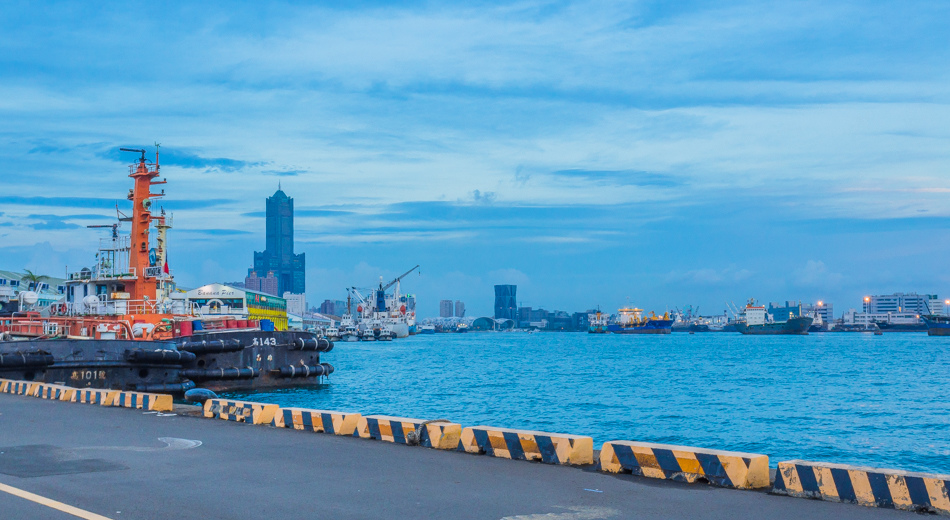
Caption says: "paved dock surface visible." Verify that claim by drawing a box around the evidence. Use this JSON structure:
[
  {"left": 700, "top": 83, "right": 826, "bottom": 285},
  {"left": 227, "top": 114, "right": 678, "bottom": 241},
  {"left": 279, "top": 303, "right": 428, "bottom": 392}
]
[{"left": 0, "top": 394, "right": 909, "bottom": 520}]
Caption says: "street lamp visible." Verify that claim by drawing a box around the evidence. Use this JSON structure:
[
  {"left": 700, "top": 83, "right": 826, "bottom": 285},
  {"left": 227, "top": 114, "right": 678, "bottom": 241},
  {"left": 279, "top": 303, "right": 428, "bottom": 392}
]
[
  {"left": 864, "top": 296, "right": 871, "bottom": 330},
  {"left": 945, "top": 299, "right": 949, "bottom": 317}
]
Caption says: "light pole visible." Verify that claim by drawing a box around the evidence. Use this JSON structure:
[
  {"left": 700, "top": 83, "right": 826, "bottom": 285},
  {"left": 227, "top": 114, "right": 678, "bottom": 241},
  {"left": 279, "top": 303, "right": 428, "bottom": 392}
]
[
  {"left": 945, "top": 299, "right": 949, "bottom": 317},
  {"left": 864, "top": 296, "right": 870, "bottom": 330}
]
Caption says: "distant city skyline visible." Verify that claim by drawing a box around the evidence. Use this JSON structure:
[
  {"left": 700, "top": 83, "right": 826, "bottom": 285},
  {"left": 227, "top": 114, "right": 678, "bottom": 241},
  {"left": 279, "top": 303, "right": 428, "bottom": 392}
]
[{"left": 1, "top": 1, "right": 948, "bottom": 318}]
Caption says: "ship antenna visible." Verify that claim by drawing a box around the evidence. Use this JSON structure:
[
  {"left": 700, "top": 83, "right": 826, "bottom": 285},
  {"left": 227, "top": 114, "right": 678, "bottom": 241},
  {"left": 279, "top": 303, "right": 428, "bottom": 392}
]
[
  {"left": 120, "top": 147, "right": 146, "bottom": 163},
  {"left": 154, "top": 142, "right": 161, "bottom": 169}
]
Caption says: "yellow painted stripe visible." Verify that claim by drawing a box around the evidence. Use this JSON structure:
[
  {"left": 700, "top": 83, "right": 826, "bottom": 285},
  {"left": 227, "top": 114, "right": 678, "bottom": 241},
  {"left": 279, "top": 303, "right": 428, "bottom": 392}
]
[{"left": 0, "top": 481, "right": 113, "bottom": 520}]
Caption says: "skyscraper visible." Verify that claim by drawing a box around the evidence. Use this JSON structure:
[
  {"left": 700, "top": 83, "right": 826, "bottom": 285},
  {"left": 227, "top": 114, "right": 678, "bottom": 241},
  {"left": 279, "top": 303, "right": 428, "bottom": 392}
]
[
  {"left": 440, "top": 299, "right": 454, "bottom": 318},
  {"left": 454, "top": 300, "right": 465, "bottom": 317},
  {"left": 252, "top": 187, "right": 305, "bottom": 296},
  {"left": 494, "top": 285, "right": 517, "bottom": 320}
]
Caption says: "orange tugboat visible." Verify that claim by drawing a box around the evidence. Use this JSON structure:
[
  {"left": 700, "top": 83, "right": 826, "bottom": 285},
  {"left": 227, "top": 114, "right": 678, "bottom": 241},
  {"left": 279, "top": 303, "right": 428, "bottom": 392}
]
[{"left": 0, "top": 147, "right": 332, "bottom": 392}]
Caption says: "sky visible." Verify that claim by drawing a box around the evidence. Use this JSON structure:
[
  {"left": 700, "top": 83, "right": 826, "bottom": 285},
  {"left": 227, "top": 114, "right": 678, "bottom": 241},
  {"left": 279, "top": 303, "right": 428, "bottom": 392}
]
[{"left": 1, "top": 0, "right": 948, "bottom": 318}]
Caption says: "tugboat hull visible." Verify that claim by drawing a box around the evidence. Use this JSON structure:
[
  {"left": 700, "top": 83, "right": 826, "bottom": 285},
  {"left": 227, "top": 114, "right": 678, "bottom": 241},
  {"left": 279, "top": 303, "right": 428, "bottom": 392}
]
[
  {"left": 0, "top": 339, "right": 191, "bottom": 392},
  {"left": 0, "top": 330, "right": 334, "bottom": 394}
]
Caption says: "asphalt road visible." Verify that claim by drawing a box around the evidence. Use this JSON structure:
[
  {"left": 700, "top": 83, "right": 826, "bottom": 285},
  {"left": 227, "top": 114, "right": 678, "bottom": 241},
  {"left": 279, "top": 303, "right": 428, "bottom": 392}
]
[{"left": 0, "top": 393, "right": 910, "bottom": 520}]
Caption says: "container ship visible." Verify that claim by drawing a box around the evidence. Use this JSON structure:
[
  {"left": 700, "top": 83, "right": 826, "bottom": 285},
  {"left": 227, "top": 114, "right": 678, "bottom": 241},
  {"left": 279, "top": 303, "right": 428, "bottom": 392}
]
[
  {"left": 734, "top": 300, "right": 812, "bottom": 335},
  {"left": 607, "top": 308, "right": 673, "bottom": 334},
  {"left": 0, "top": 147, "right": 332, "bottom": 393}
]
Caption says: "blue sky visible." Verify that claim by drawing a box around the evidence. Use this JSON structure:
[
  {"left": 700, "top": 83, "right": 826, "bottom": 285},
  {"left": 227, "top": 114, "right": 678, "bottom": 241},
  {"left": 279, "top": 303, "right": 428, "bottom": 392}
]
[{"left": 1, "top": 0, "right": 949, "bottom": 317}]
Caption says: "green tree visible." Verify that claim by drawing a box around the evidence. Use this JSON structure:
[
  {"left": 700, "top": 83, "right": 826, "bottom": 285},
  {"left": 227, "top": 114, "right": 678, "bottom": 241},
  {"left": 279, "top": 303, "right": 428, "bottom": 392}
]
[{"left": 21, "top": 269, "right": 48, "bottom": 291}]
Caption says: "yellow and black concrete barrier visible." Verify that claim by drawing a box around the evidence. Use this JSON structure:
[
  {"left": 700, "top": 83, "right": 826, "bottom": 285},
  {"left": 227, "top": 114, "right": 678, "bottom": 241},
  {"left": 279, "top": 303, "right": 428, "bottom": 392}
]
[
  {"left": 72, "top": 388, "right": 118, "bottom": 405},
  {"left": 772, "top": 460, "right": 950, "bottom": 515},
  {"left": 35, "top": 383, "right": 76, "bottom": 401},
  {"left": 274, "top": 407, "right": 362, "bottom": 436},
  {"left": 357, "top": 415, "right": 462, "bottom": 450},
  {"left": 112, "top": 390, "right": 174, "bottom": 412},
  {"left": 2, "top": 380, "right": 38, "bottom": 396},
  {"left": 599, "top": 441, "right": 769, "bottom": 489},
  {"left": 460, "top": 426, "right": 594, "bottom": 465},
  {"left": 203, "top": 398, "right": 280, "bottom": 425}
]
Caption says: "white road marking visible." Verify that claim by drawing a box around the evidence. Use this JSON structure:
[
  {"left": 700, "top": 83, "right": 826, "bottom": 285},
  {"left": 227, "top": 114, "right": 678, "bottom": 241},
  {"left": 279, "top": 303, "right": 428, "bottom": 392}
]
[
  {"left": 0, "top": 480, "right": 113, "bottom": 520},
  {"left": 500, "top": 506, "right": 620, "bottom": 519},
  {"left": 76, "top": 437, "right": 202, "bottom": 452}
]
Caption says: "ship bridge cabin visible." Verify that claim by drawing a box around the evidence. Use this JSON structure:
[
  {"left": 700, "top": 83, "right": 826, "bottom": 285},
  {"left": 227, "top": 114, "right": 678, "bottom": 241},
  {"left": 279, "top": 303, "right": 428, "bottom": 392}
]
[{"left": 743, "top": 305, "right": 769, "bottom": 326}]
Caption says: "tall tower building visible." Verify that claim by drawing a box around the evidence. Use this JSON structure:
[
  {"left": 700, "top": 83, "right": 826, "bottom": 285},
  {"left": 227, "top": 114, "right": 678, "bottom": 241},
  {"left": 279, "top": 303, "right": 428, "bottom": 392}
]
[
  {"left": 252, "top": 187, "right": 305, "bottom": 296},
  {"left": 455, "top": 300, "right": 465, "bottom": 318},
  {"left": 494, "top": 285, "right": 517, "bottom": 320},
  {"left": 440, "top": 300, "right": 454, "bottom": 318}
]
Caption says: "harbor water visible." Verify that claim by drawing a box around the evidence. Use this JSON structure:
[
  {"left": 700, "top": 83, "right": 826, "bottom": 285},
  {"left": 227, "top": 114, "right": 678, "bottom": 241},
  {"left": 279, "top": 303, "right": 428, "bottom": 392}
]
[{"left": 231, "top": 332, "right": 950, "bottom": 474}]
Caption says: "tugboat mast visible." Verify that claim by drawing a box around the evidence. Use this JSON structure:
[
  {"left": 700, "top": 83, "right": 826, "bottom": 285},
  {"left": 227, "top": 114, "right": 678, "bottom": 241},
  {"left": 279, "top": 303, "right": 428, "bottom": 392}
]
[{"left": 120, "top": 147, "right": 166, "bottom": 304}]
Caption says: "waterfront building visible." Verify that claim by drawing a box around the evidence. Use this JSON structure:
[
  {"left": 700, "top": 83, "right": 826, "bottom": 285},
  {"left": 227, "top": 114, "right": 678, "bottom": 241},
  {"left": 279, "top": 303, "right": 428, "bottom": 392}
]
[
  {"left": 283, "top": 292, "right": 307, "bottom": 317},
  {"left": 184, "top": 283, "right": 288, "bottom": 330},
  {"left": 455, "top": 300, "right": 465, "bottom": 318},
  {"left": 768, "top": 301, "right": 803, "bottom": 322},
  {"left": 244, "top": 270, "right": 278, "bottom": 296},
  {"left": 318, "top": 299, "right": 347, "bottom": 316},
  {"left": 865, "top": 292, "right": 940, "bottom": 315},
  {"left": 0, "top": 270, "right": 66, "bottom": 310},
  {"left": 802, "top": 301, "right": 834, "bottom": 323},
  {"left": 440, "top": 299, "right": 454, "bottom": 318},
  {"left": 494, "top": 285, "right": 517, "bottom": 320},
  {"left": 252, "top": 187, "right": 305, "bottom": 297}
]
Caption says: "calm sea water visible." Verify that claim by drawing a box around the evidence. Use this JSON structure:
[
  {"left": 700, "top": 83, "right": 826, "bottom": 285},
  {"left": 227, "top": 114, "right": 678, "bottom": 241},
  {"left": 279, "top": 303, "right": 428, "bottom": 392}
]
[{"left": 230, "top": 332, "right": 950, "bottom": 474}]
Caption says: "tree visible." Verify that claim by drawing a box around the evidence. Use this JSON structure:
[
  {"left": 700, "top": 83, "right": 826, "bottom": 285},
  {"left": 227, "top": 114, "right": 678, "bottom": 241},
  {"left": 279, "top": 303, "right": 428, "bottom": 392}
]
[{"left": 21, "top": 269, "right": 48, "bottom": 291}]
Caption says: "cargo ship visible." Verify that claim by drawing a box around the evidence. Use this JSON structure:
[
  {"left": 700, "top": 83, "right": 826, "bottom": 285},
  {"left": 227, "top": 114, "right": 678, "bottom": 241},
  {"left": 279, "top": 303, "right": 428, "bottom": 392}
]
[
  {"left": 607, "top": 308, "right": 673, "bottom": 334},
  {"left": 0, "top": 146, "right": 333, "bottom": 393},
  {"left": 587, "top": 309, "right": 608, "bottom": 333},
  {"left": 734, "top": 300, "right": 812, "bottom": 335},
  {"left": 922, "top": 315, "right": 950, "bottom": 336}
]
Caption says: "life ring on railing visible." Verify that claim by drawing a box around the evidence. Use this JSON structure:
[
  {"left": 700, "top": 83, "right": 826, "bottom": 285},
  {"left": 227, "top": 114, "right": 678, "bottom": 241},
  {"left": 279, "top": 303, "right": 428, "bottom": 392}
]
[{"left": 50, "top": 303, "right": 67, "bottom": 316}]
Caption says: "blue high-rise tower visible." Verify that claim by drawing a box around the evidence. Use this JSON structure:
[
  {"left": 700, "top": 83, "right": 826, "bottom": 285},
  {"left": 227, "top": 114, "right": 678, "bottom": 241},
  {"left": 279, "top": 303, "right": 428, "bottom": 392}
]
[
  {"left": 494, "top": 285, "right": 517, "bottom": 320},
  {"left": 252, "top": 187, "right": 305, "bottom": 296}
]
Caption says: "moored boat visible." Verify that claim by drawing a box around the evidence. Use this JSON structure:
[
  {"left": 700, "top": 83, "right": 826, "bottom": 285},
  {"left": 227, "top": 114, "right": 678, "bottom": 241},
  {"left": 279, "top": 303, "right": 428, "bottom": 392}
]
[
  {"left": 734, "top": 299, "right": 812, "bottom": 335},
  {"left": 607, "top": 308, "right": 673, "bottom": 334},
  {"left": 0, "top": 146, "right": 333, "bottom": 392},
  {"left": 587, "top": 310, "right": 608, "bottom": 333},
  {"left": 922, "top": 315, "right": 950, "bottom": 336}
]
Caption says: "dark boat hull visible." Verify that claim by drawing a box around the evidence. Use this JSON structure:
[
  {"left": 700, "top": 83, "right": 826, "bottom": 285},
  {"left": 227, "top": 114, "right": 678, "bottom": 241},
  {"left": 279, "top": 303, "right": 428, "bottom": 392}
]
[
  {"left": 608, "top": 320, "right": 673, "bottom": 334},
  {"left": 175, "top": 330, "right": 333, "bottom": 392},
  {"left": 735, "top": 317, "right": 813, "bottom": 335},
  {"left": 923, "top": 316, "right": 950, "bottom": 336},
  {"left": 0, "top": 339, "right": 190, "bottom": 391},
  {"left": 0, "top": 330, "right": 334, "bottom": 394}
]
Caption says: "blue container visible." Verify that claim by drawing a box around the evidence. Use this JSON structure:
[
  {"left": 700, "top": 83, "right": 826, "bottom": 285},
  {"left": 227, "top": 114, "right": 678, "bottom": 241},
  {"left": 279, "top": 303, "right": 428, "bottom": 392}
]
[
  {"left": 260, "top": 319, "right": 275, "bottom": 332},
  {"left": 192, "top": 321, "right": 204, "bottom": 331}
]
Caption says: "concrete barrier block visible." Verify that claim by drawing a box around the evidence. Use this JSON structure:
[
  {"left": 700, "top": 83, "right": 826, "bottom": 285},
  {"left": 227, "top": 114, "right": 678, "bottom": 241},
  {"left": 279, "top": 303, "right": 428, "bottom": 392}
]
[
  {"left": 35, "top": 383, "right": 76, "bottom": 401},
  {"left": 203, "top": 398, "right": 280, "bottom": 425},
  {"left": 773, "top": 460, "right": 950, "bottom": 515},
  {"left": 600, "top": 441, "right": 769, "bottom": 489},
  {"left": 274, "top": 407, "right": 362, "bottom": 436},
  {"left": 72, "top": 388, "right": 118, "bottom": 405},
  {"left": 3, "top": 380, "right": 39, "bottom": 396},
  {"left": 357, "top": 415, "right": 462, "bottom": 450},
  {"left": 112, "top": 391, "right": 173, "bottom": 412},
  {"left": 0, "top": 379, "right": 10, "bottom": 392},
  {"left": 461, "top": 426, "right": 594, "bottom": 465}
]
